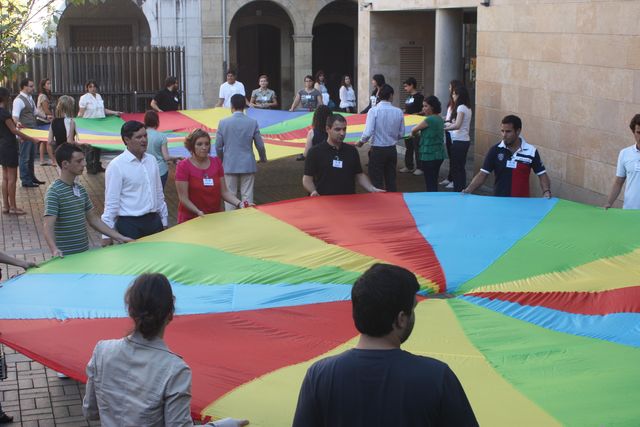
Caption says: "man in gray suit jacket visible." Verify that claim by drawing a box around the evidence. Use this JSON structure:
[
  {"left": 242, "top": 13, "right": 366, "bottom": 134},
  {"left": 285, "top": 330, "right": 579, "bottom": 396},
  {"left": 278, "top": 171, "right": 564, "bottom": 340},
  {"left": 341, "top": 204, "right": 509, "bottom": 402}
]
[{"left": 215, "top": 94, "right": 267, "bottom": 210}]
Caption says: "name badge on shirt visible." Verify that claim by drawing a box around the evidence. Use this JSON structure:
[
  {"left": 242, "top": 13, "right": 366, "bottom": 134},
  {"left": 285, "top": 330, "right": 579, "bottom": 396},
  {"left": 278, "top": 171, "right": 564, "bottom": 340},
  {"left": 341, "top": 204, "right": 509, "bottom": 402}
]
[
  {"left": 406, "top": 97, "right": 414, "bottom": 104},
  {"left": 333, "top": 159, "right": 343, "bottom": 169},
  {"left": 174, "top": 96, "right": 179, "bottom": 102},
  {"left": 506, "top": 159, "right": 518, "bottom": 169},
  {"left": 259, "top": 96, "right": 268, "bottom": 102},
  {"left": 72, "top": 185, "right": 81, "bottom": 197},
  {"left": 203, "top": 178, "right": 214, "bottom": 187}
]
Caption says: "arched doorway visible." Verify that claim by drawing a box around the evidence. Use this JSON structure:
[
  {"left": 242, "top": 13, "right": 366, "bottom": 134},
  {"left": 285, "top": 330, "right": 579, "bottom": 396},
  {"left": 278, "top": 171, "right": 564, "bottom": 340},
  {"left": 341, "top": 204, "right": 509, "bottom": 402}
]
[
  {"left": 230, "top": 1, "right": 294, "bottom": 108},
  {"left": 312, "top": 1, "right": 357, "bottom": 107},
  {"left": 56, "top": 0, "right": 151, "bottom": 48}
]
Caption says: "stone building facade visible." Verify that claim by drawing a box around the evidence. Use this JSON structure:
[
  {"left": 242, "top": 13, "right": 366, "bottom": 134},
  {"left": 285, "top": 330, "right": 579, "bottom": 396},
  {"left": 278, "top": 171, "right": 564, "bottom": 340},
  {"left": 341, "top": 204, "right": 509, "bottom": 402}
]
[
  {"left": 359, "top": 0, "right": 640, "bottom": 205},
  {"left": 52, "top": 0, "right": 640, "bottom": 205}
]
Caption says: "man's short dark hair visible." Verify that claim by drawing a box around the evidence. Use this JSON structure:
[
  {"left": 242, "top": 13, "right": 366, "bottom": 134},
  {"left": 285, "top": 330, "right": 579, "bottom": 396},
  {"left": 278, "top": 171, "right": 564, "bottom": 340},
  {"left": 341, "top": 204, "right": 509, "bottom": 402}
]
[
  {"left": 164, "top": 76, "right": 177, "bottom": 88},
  {"left": 326, "top": 113, "right": 347, "bottom": 129},
  {"left": 501, "top": 115, "right": 522, "bottom": 131},
  {"left": 378, "top": 84, "right": 394, "bottom": 101},
  {"left": 121, "top": 121, "right": 145, "bottom": 143},
  {"left": 230, "top": 94, "right": 246, "bottom": 110},
  {"left": 351, "top": 264, "right": 419, "bottom": 337},
  {"left": 629, "top": 114, "right": 640, "bottom": 132},
  {"left": 54, "top": 143, "right": 83, "bottom": 167},
  {"left": 403, "top": 77, "right": 417, "bottom": 88},
  {"left": 226, "top": 70, "right": 236, "bottom": 76},
  {"left": 19, "top": 78, "right": 33, "bottom": 90}
]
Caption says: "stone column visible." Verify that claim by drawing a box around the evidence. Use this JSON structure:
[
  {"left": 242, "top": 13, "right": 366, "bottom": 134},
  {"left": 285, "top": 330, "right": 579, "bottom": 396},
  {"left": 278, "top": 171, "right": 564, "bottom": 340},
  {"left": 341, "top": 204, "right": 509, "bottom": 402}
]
[
  {"left": 201, "top": 0, "right": 225, "bottom": 107},
  {"left": 357, "top": 7, "right": 371, "bottom": 112},
  {"left": 434, "top": 8, "right": 463, "bottom": 107},
  {"left": 292, "top": 34, "right": 313, "bottom": 100}
]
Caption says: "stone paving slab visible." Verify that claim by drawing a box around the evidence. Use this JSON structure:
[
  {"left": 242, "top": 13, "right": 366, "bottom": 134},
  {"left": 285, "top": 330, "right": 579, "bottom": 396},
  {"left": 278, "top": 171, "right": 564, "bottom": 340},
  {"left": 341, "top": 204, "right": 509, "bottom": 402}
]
[{"left": 0, "top": 147, "right": 482, "bottom": 426}]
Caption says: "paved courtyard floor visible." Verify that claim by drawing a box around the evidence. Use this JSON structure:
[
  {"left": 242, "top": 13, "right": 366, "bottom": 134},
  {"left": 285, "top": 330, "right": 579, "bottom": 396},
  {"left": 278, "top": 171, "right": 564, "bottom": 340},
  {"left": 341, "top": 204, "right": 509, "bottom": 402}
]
[{"left": 0, "top": 147, "right": 483, "bottom": 426}]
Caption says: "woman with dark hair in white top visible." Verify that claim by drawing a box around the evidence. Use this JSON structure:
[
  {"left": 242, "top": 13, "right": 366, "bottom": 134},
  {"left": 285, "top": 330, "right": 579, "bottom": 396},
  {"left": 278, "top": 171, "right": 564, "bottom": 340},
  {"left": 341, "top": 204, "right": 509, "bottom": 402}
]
[{"left": 444, "top": 85, "right": 472, "bottom": 192}]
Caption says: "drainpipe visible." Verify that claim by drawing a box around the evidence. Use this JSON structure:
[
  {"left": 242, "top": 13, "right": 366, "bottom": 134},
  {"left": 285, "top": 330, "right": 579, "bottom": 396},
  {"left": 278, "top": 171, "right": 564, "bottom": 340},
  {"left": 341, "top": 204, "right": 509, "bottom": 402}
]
[{"left": 222, "top": 0, "right": 228, "bottom": 76}]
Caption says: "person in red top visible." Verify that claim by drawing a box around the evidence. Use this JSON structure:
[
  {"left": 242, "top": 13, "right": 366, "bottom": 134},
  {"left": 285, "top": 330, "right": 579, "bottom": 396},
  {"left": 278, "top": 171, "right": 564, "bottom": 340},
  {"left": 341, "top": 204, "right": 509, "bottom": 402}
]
[{"left": 174, "top": 129, "right": 246, "bottom": 223}]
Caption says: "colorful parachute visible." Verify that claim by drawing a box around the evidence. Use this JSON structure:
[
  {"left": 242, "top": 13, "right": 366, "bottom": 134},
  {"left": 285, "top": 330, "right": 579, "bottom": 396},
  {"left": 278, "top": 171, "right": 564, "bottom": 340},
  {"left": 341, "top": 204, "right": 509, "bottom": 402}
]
[
  {"left": 23, "top": 108, "right": 424, "bottom": 160},
  {"left": 1, "top": 193, "right": 639, "bottom": 426}
]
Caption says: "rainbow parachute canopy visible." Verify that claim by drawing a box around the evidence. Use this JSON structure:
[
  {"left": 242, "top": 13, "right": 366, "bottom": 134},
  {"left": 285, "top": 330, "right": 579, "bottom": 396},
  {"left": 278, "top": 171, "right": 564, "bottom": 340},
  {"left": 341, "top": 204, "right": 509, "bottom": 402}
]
[
  {"left": 1, "top": 193, "right": 639, "bottom": 426},
  {"left": 24, "top": 108, "right": 424, "bottom": 160}
]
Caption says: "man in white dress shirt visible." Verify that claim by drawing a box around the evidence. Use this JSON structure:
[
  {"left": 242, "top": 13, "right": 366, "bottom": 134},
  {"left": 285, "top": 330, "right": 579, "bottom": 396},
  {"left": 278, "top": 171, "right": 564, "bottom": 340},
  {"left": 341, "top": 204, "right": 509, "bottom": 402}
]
[
  {"left": 101, "top": 121, "right": 168, "bottom": 243},
  {"left": 216, "top": 70, "right": 246, "bottom": 108}
]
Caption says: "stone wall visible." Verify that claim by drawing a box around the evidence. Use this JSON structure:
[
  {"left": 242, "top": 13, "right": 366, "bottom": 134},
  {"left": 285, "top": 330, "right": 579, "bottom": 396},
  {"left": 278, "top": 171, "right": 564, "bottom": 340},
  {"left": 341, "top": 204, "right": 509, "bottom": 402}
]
[
  {"left": 475, "top": 0, "right": 640, "bottom": 204},
  {"left": 362, "top": 11, "right": 436, "bottom": 108}
]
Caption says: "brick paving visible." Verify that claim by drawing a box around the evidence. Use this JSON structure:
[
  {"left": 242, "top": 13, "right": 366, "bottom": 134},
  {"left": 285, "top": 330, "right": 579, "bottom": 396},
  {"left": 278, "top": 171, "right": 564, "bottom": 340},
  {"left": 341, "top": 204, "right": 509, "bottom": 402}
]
[{"left": 0, "top": 146, "right": 482, "bottom": 426}]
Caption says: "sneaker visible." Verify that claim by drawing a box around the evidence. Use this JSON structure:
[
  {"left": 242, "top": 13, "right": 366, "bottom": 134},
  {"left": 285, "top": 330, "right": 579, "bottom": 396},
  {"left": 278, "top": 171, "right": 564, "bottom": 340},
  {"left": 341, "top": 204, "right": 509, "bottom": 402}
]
[
  {"left": 413, "top": 169, "right": 424, "bottom": 176},
  {"left": 56, "top": 371, "right": 69, "bottom": 379},
  {"left": 399, "top": 167, "right": 414, "bottom": 173},
  {"left": 439, "top": 179, "right": 451, "bottom": 186},
  {"left": 295, "top": 154, "right": 305, "bottom": 161},
  {"left": 445, "top": 182, "right": 454, "bottom": 189}
]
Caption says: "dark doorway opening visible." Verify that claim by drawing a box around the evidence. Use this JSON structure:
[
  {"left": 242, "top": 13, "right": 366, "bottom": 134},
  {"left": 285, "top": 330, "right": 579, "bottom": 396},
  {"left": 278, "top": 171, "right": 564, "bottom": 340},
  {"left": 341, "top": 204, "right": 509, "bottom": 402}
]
[
  {"left": 312, "top": 23, "right": 354, "bottom": 106},
  {"left": 236, "top": 24, "right": 282, "bottom": 101}
]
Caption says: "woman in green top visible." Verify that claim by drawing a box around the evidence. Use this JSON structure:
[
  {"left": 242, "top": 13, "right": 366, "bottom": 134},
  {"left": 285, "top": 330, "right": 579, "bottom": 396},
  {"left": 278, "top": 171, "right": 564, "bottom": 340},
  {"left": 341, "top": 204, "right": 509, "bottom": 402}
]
[{"left": 411, "top": 96, "right": 446, "bottom": 192}]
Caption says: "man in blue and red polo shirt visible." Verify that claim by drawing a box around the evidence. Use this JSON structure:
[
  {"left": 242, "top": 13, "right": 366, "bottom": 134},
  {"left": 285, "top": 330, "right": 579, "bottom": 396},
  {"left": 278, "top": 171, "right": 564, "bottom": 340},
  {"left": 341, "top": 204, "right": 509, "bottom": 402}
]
[{"left": 463, "top": 115, "right": 552, "bottom": 198}]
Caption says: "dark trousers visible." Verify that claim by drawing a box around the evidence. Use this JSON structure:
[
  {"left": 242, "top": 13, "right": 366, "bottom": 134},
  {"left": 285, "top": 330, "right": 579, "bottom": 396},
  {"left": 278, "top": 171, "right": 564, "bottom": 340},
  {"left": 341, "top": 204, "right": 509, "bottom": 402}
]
[
  {"left": 421, "top": 159, "right": 444, "bottom": 192},
  {"left": 368, "top": 145, "right": 397, "bottom": 192},
  {"left": 404, "top": 135, "right": 419, "bottom": 170},
  {"left": 84, "top": 146, "right": 103, "bottom": 174},
  {"left": 18, "top": 139, "right": 36, "bottom": 184},
  {"left": 445, "top": 132, "right": 453, "bottom": 181},
  {"left": 115, "top": 212, "right": 163, "bottom": 239},
  {"left": 450, "top": 140, "right": 470, "bottom": 192}
]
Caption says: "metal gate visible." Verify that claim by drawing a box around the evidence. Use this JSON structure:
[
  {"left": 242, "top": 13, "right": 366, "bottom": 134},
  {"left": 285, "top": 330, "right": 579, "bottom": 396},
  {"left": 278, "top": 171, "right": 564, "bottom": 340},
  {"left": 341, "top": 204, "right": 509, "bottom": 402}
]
[{"left": 4, "top": 46, "right": 185, "bottom": 113}]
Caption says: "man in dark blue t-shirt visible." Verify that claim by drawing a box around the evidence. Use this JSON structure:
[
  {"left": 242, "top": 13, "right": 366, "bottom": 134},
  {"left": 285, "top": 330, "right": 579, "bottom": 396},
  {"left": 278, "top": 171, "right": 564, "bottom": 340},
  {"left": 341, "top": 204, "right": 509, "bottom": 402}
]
[{"left": 292, "top": 264, "right": 478, "bottom": 427}]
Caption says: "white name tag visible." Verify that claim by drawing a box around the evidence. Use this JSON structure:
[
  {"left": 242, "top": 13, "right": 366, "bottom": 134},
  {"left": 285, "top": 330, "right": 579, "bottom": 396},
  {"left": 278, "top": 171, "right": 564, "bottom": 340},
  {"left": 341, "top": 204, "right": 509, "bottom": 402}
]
[
  {"left": 203, "top": 178, "right": 214, "bottom": 187},
  {"left": 506, "top": 159, "right": 517, "bottom": 169},
  {"left": 332, "top": 159, "right": 343, "bottom": 169},
  {"left": 174, "top": 96, "right": 179, "bottom": 102},
  {"left": 72, "top": 185, "right": 81, "bottom": 197},
  {"left": 259, "top": 96, "right": 268, "bottom": 102},
  {"left": 406, "top": 97, "right": 414, "bottom": 104}
]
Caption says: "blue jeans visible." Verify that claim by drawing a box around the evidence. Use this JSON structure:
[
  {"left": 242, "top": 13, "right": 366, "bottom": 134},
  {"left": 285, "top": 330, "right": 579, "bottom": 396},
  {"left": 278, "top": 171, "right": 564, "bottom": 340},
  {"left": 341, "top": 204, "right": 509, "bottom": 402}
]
[
  {"left": 160, "top": 172, "right": 168, "bottom": 189},
  {"left": 19, "top": 139, "right": 36, "bottom": 184}
]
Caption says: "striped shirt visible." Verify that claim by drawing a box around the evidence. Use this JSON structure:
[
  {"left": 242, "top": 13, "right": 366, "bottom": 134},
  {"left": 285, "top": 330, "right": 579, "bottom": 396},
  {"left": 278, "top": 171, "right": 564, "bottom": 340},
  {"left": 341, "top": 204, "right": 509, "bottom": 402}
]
[{"left": 44, "top": 180, "right": 93, "bottom": 255}]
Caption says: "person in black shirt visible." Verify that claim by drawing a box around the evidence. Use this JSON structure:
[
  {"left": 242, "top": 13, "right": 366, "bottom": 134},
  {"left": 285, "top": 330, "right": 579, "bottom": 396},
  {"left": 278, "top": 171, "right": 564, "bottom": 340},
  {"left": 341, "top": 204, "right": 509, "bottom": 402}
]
[
  {"left": 360, "top": 74, "right": 385, "bottom": 114},
  {"left": 293, "top": 264, "right": 478, "bottom": 427},
  {"left": 150, "top": 77, "right": 181, "bottom": 112},
  {"left": 303, "top": 114, "right": 383, "bottom": 196},
  {"left": 400, "top": 77, "right": 425, "bottom": 174}
]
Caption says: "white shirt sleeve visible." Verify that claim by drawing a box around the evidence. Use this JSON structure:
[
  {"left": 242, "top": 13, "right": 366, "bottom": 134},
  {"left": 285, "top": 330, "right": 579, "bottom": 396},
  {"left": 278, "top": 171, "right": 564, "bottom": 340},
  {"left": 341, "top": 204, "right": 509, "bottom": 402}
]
[
  {"left": 218, "top": 83, "right": 225, "bottom": 100},
  {"left": 339, "top": 86, "right": 347, "bottom": 103},
  {"left": 12, "top": 97, "right": 25, "bottom": 120},
  {"left": 101, "top": 161, "right": 123, "bottom": 230},
  {"left": 238, "top": 82, "right": 246, "bottom": 96},
  {"left": 78, "top": 94, "right": 89, "bottom": 109},
  {"left": 616, "top": 149, "right": 627, "bottom": 178},
  {"left": 361, "top": 108, "right": 377, "bottom": 143},
  {"left": 397, "top": 112, "right": 406, "bottom": 140}
]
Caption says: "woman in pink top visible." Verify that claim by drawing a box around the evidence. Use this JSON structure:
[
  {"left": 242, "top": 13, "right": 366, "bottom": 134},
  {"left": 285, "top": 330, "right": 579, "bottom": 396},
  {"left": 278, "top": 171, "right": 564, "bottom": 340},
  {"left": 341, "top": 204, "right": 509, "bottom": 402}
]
[{"left": 175, "top": 129, "right": 246, "bottom": 223}]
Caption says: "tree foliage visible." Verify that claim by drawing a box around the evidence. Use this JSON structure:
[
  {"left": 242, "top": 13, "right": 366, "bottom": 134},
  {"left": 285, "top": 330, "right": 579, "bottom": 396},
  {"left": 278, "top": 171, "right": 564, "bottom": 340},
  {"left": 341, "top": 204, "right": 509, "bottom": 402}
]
[{"left": 0, "top": 0, "right": 99, "bottom": 78}]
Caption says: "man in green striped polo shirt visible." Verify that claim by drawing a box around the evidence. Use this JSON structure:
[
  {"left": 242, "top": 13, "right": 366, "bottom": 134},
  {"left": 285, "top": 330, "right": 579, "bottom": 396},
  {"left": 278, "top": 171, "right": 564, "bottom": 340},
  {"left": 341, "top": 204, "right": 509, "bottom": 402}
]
[{"left": 43, "top": 144, "right": 133, "bottom": 258}]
